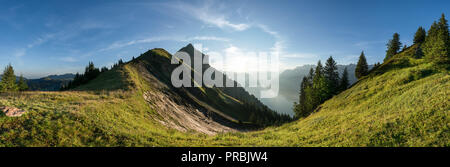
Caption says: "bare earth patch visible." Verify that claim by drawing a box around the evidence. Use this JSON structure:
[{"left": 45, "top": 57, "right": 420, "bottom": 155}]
[
  {"left": 144, "top": 91, "right": 235, "bottom": 135},
  {"left": 1, "top": 106, "right": 27, "bottom": 117}
]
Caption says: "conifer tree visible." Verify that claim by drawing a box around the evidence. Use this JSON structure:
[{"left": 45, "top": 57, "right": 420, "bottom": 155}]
[
  {"left": 324, "top": 56, "right": 340, "bottom": 95},
  {"left": 385, "top": 33, "right": 402, "bottom": 62},
  {"left": 414, "top": 26, "right": 426, "bottom": 44},
  {"left": 18, "top": 75, "right": 28, "bottom": 91},
  {"left": 303, "top": 68, "right": 315, "bottom": 117},
  {"left": 402, "top": 45, "right": 408, "bottom": 51},
  {"left": 415, "top": 46, "right": 424, "bottom": 58},
  {"left": 84, "top": 62, "right": 100, "bottom": 81},
  {"left": 312, "top": 61, "right": 328, "bottom": 105},
  {"left": 423, "top": 13, "right": 449, "bottom": 64},
  {"left": 0, "top": 64, "right": 18, "bottom": 92},
  {"left": 295, "top": 76, "right": 309, "bottom": 118},
  {"left": 100, "top": 66, "right": 109, "bottom": 73},
  {"left": 339, "top": 67, "right": 349, "bottom": 92},
  {"left": 355, "top": 51, "right": 369, "bottom": 79}
]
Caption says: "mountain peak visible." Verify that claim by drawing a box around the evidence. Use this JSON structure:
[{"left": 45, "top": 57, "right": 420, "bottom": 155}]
[
  {"left": 177, "top": 43, "right": 210, "bottom": 65},
  {"left": 179, "top": 43, "right": 197, "bottom": 54},
  {"left": 186, "top": 43, "right": 194, "bottom": 48}
]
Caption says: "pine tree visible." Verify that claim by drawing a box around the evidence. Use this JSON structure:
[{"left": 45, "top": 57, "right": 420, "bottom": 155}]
[
  {"left": 402, "top": 45, "right": 408, "bottom": 51},
  {"left": 18, "top": 75, "right": 28, "bottom": 91},
  {"left": 0, "top": 64, "right": 18, "bottom": 92},
  {"left": 84, "top": 62, "right": 100, "bottom": 81},
  {"left": 385, "top": 33, "right": 402, "bottom": 62},
  {"left": 423, "top": 13, "right": 449, "bottom": 64},
  {"left": 355, "top": 51, "right": 369, "bottom": 79},
  {"left": 312, "top": 61, "right": 328, "bottom": 105},
  {"left": 413, "top": 26, "right": 426, "bottom": 44},
  {"left": 295, "top": 76, "right": 309, "bottom": 118},
  {"left": 415, "top": 45, "right": 424, "bottom": 58},
  {"left": 100, "top": 66, "right": 109, "bottom": 73},
  {"left": 339, "top": 67, "right": 349, "bottom": 92},
  {"left": 324, "top": 56, "right": 340, "bottom": 95}
]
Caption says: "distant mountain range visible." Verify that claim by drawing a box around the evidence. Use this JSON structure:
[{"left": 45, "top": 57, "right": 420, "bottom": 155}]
[
  {"left": 0, "top": 74, "right": 75, "bottom": 91},
  {"left": 43, "top": 74, "right": 75, "bottom": 80},
  {"left": 27, "top": 74, "right": 75, "bottom": 91}
]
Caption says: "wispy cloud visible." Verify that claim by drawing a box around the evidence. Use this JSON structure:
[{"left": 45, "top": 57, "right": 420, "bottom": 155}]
[
  {"left": 27, "top": 33, "right": 56, "bottom": 48},
  {"left": 187, "top": 36, "right": 230, "bottom": 42},
  {"left": 59, "top": 56, "right": 78, "bottom": 62},
  {"left": 167, "top": 1, "right": 250, "bottom": 31},
  {"left": 13, "top": 33, "right": 56, "bottom": 58},
  {"left": 14, "top": 49, "right": 26, "bottom": 58},
  {"left": 100, "top": 35, "right": 231, "bottom": 51},
  {"left": 99, "top": 36, "right": 176, "bottom": 51}
]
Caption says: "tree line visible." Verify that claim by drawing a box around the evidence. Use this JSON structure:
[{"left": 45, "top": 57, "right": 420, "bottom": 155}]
[
  {"left": 243, "top": 98, "right": 292, "bottom": 126},
  {"left": 293, "top": 56, "right": 350, "bottom": 118},
  {"left": 0, "top": 64, "right": 28, "bottom": 92},
  {"left": 61, "top": 58, "right": 125, "bottom": 90},
  {"left": 294, "top": 13, "right": 449, "bottom": 120},
  {"left": 384, "top": 13, "right": 449, "bottom": 64}
]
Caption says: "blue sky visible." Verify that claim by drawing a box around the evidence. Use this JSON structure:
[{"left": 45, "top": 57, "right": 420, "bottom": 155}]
[{"left": 0, "top": 0, "right": 448, "bottom": 78}]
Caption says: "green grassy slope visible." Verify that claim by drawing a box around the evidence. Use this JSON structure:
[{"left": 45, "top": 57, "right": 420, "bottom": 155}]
[
  {"left": 204, "top": 44, "right": 449, "bottom": 147},
  {"left": 0, "top": 45, "right": 448, "bottom": 146}
]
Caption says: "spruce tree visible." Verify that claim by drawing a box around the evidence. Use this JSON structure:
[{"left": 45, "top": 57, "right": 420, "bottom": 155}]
[
  {"left": 423, "top": 14, "right": 449, "bottom": 64},
  {"left": 324, "top": 56, "right": 340, "bottom": 95},
  {"left": 84, "top": 62, "right": 100, "bottom": 81},
  {"left": 312, "top": 61, "right": 328, "bottom": 105},
  {"left": 415, "top": 46, "right": 424, "bottom": 58},
  {"left": 303, "top": 69, "right": 315, "bottom": 116},
  {"left": 0, "top": 64, "right": 18, "bottom": 92},
  {"left": 18, "top": 75, "right": 28, "bottom": 91},
  {"left": 385, "top": 33, "right": 402, "bottom": 62},
  {"left": 295, "top": 76, "right": 309, "bottom": 118},
  {"left": 355, "top": 51, "right": 369, "bottom": 79},
  {"left": 339, "top": 67, "right": 349, "bottom": 92},
  {"left": 413, "top": 26, "right": 426, "bottom": 44}
]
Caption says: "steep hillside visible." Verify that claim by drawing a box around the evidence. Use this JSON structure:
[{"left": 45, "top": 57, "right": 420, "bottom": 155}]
[
  {"left": 259, "top": 64, "right": 369, "bottom": 115},
  {"left": 72, "top": 45, "right": 288, "bottom": 129},
  {"left": 203, "top": 44, "right": 449, "bottom": 146},
  {"left": 278, "top": 64, "right": 373, "bottom": 102},
  {"left": 0, "top": 43, "right": 448, "bottom": 147}
]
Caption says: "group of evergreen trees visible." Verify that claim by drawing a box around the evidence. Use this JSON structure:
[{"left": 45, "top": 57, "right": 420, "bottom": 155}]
[
  {"left": 244, "top": 100, "right": 292, "bottom": 126},
  {"left": 293, "top": 56, "right": 350, "bottom": 118},
  {"left": 384, "top": 14, "right": 449, "bottom": 64},
  {"left": 294, "top": 13, "right": 449, "bottom": 120},
  {"left": 61, "top": 58, "right": 127, "bottom": 90},
  {"left": 0, "top": 64, "right": 28, "bottom": 92},
  {"left": 422, "top": 14, "right": 449, "bottom": 64}
]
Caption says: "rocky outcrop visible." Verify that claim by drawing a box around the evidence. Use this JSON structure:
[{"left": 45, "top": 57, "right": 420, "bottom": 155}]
[{"left": 1, "top": 107, "right": 27, "bottom": 117}]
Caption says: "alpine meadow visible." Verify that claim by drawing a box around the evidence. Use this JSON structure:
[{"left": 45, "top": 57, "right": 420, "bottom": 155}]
[{"left": 0, "top": 0, "right": 448, "bottom": 148}]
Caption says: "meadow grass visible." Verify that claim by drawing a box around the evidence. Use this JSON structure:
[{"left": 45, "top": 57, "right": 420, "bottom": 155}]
[{"left": 0, "top": 48, "right": 448, "bottom": 147}]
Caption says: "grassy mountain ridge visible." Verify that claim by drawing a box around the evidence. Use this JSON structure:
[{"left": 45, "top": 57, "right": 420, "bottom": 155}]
[
  {"left": 0, "top": 43, "right": 448, "bottom": 146},
  {"left": 210, "top": 44, "right": 449, "bottom": 146},
  {"left": 73, "top": 45, "right": 287, "bottom": 126}
]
